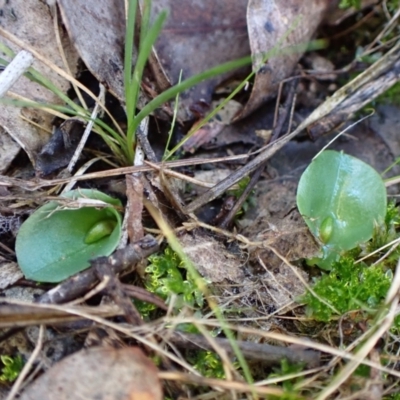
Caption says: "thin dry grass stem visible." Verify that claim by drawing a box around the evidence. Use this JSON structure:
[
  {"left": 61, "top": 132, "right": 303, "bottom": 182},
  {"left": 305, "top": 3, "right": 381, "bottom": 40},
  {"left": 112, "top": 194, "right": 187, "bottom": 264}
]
[
  {"left": 7, "top": 91, "right": 69, "bottom": 119},
  {"left": 364, "top": 6, "right": 400, "bottom": 53},
  {"left": 52, "top": 4, "right": 87, "bottom": 110},
  {"left": 265, "top": 245, "right": 340, "bottom": 315},
  {"left": 5, "top": 325, "right": 44, "bottom": 400},
  {"left": 315, "top": 258, "right": 400, "bottom": 400},
  {"left": 328, "top": 9, "right": 376, "bottom": 42},
  {"left": 257, "top": 256, "right": 295, "bottom": 300},
  {"left": 0, "top": 26, "right": 124, "bottom": 137},
  {"left": 0, "top": 154, "right": 250, "bottom": 190},
  {"left": 143, "top": 198, "right": 258, "bottom": 386},
  {"left": 85, "top": 150, "right": 120, "bottom": 168},
  {"left": 265, "top": 245, "right": 400, "bottom": 393},
  {"left": 157, "top": 371, "right": 289, "bottom": 397},
  {"left": 286, "top": 91, "right": 296, "bottom": 135},
  {"left": 0, "top": 241, "right": 14, "bottom": 255},
  {"left": 67, "top": 83, "right": 105, "bottom": 173},
  {"left": 273, "top": 81, "right": 284, "bottom": 128},
  {"left": 355, "top": 236, "right": 400, "bottom": 264},
  {"left": 65, "top": 276, "right": 111, "bottom": 306},
  {"left": 256, "top": 366, "right": 321, "bottom": 387},
  {"left": 5, "top": 298, "right": 400, "bottom": 384},
  {"left": 299, "top": 308, "right": 385, "bottom": 391},
  {"left": 161, "top": 316, "right": 400, "bottom": 379},
  {"left": 183, "top": 220, "right": 266, "bottom": 250},
  {"left": 19, "top": 114, "right": 52, "bottom": 135},
  {"left": 62, "top": 157, "right": 114, "bottom": 193},
  {"left": 9, "top": 299, "right": 202, "bottom": 374},
  {"left": 312, "top": 111, "right": 375, "bottom": 160},
  {"left": 372, "top": 240, "right": 400, "bottom": 266},
  {"left": 145, "top": 160, "right": 240, "bottom": 189},
  {"left": 62, "top": 157, "right": 104, "bottom": 194}
]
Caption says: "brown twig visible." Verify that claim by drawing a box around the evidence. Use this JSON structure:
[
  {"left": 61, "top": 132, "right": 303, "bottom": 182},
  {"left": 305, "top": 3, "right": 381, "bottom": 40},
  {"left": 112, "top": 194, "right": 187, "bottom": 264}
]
[
  {"left": 94, "top": 264, "right": 143, "bottom": 325},
  {"left": 169, "top": 331, "right": 320, "bottom": 368},
  {"left": 37, "top": 235, "right": 159, "bottom": 304}
]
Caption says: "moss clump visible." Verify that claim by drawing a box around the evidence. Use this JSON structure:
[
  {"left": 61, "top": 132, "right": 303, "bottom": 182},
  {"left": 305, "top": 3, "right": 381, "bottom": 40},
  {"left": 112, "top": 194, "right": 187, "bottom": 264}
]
[
  {"left": 188, "top": 350, "right": 226, "bottom": 379},
  {"left": 136, "top": 246, "right": 204, "bottom": 318},
  {"left": 0, "top": 355, "right": 24, "bottom": 383},
  {"left": 303, "top": 204, "right": 400, "bottom": 322},
  {"left": 303, "top": 257, "right": 391, "bottom": 322}
]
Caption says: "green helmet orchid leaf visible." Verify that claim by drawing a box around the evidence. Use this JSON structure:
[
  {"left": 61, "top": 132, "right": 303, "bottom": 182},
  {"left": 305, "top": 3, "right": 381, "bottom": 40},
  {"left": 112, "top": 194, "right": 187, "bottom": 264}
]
[
  {"left": 16, "top": 189, "right": 122, "bottom": 282},
  {"left": 297, "top": 150, "right": 387, "bottom": 269}
]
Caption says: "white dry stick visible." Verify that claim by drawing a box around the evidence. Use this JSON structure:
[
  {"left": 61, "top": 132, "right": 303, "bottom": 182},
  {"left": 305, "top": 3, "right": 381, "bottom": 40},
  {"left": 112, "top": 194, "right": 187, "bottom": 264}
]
[
  {"left": 67, "top": 83, "right": 106, "bottom": 173},
  {"left": 0, "top": 50, "right": 33, "bottom": 98}
]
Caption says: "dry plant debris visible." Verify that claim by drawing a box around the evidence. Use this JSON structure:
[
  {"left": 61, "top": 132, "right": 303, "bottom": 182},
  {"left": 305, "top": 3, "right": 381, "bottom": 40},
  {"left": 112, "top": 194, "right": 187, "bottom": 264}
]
[
  {"left": 1, "top": 1, "right": 400, "bottom": 399},
  {"left": 0, "top": 0, "right": 78, "bottom": 173}
]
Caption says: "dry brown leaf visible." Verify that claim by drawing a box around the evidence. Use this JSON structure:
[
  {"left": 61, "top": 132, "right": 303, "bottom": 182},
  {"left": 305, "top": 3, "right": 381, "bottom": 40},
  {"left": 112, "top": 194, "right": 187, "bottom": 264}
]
[
  {"left": 56, "top": 0, "right": 331, "bottom": 129},
  {"left": 145, "top": 0, "right": 250, "bottom": 121},
  {"left": 235, "top": 0, "right": 330, "bottom": 120},
  {"left": 126, "top": 174, "right": 144, "bottom": 242},
  {"left": 20, "top": 346, "right": 162, "bottom": 400},
  {"left": 0, "top": 0, "right": 78, "bottom": 171},
  {"left": 183, "top": 100, "right": 243, "bottom": 152},
  {"left": 57, "top": 0, "right": 128, "bottom": 102}
]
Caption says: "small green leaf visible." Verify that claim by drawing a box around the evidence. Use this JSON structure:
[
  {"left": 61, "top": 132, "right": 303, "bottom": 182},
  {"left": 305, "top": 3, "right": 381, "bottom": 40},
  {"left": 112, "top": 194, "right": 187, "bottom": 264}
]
[
  {"left": 319, "top": 216, "right": 334, "bottom": 244},
  {"left": 16, "top": 189, "right": 122, "bottom": 282},
  {"left": 84, "top": 219, "right": 117, "bottom": 244},
  {"left": 297, "top": 150, "right": 387, "bottom": 269}
]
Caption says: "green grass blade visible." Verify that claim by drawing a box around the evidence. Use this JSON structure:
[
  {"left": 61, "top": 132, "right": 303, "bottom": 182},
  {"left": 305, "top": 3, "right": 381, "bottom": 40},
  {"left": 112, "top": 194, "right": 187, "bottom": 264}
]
[
  {"left": 124, "top": 0, "right": 137, "bottom": 131},
  {"left": 163, "top": 69, "right": 182, "bottom": 160},
  {"left": 126, "top": 10, "right": 167, "bottom": 161},
  {"left": 139, "top": 0, "right": 151, "bottom": 47},
  {"left": 166, "top": 39, "right": 327, "bottom": 159},
  {"left": 128, "top": 54, "right": 252, "bottom": 161},
  {"left": 0, "top": 96, "right": 127, "bottom": 161},
  {"left": 0, "top": 97, "right": 83, "bottom": 115}
]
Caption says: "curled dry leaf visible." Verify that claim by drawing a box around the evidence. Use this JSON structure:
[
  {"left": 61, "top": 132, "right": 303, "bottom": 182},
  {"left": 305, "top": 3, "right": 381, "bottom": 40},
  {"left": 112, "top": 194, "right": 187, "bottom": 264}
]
[
  {"left": 144, "top": 0, "right": 250, "bottom": 121},
  {"left": 57, "top": 0, "right": 128, "bottom": 101},
  {"left": 236, "top": 0, "right": 330, "bottom": 120},
  {"left": 0, "top": 0, "right": 78, "bottom": 171},
  {"left": 20, "top": 346, "right": 162, "bottom": 400}
]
